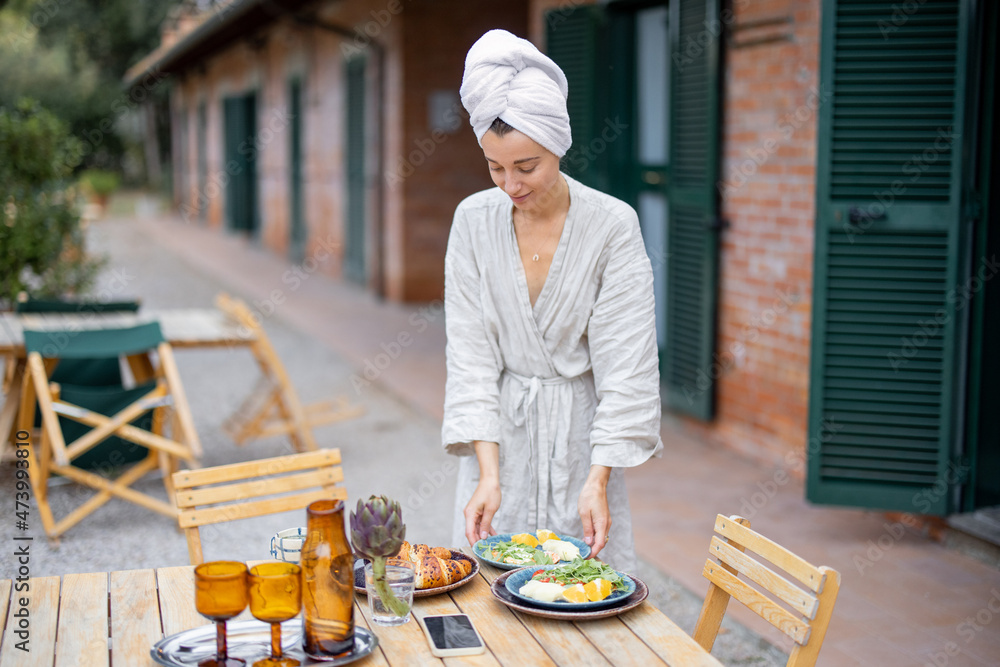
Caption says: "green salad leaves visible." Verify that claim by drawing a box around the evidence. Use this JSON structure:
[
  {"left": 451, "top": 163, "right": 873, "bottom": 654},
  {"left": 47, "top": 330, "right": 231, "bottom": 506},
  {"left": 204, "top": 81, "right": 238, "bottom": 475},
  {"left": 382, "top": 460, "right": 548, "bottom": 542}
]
[
  {"left": 484, "top": 540, "right": 554, "bottom": 565},
  {"left": 529, "top": 558, "right": 626, "bottom": 590}
]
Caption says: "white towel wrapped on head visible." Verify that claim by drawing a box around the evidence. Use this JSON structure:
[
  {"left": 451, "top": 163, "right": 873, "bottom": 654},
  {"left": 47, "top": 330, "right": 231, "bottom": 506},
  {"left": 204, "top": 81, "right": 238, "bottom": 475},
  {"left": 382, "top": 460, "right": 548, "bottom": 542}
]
[{"left": 460, "top": 29, "right": 571, "bottom": 158}]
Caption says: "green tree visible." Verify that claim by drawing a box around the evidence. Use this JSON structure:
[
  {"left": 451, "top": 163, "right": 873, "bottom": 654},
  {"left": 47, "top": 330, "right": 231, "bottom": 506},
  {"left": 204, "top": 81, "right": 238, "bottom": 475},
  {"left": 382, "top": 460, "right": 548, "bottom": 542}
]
[
  {"left": 29, "top": 0, "right": 177, "bottom": 79},
  {"left": 0, "top": 0, "right": 179, "bottom": 176},
  {"left": 0, "top": 99, "right": 106, "bottom": 305}
]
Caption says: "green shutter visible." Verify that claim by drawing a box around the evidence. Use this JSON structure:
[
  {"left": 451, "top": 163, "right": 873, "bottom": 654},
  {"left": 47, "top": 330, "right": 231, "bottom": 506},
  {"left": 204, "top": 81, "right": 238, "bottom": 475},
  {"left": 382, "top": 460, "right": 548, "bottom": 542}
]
[
  {"left": 808, "top": 0, "right": 972, "bottom": 514},
  {"left": 545, "top": 6, "right": 608, "bottom": 189},
  {"left": 222, "top": 96, "right": 242, "bottom": 231},
  {"left": 344, "top": 55, "right": 367, "bottom": 285},
  {"left": 175, "top": 107, "right": 188, "bottom": 211},
  {"left": 223, "top": 93, "right": 258, "bottom": 235},
  {"left": 663, "top": 0, "right": 722, "bottom": 420},
  {"left": 288, "top": 79, "right": 306, "bottom": 263},
  {"left": 197, "top": 102, "right": 207, "bottom": 222}
]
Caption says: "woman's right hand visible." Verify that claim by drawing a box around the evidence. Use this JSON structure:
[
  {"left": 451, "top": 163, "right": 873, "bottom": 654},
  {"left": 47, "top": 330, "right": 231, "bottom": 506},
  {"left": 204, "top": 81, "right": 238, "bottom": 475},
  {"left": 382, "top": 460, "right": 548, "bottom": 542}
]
[{"left": 464, "top": 478, "right": 501, "bottom": 545}]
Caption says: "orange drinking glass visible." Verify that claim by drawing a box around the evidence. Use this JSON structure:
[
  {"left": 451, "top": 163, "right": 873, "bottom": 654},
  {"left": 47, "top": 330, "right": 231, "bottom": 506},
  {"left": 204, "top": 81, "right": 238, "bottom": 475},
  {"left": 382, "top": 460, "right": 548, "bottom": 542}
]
[
  {"left": 248, "top": 563, "right": 302, "bottom": 667},
  {"left": 194, "top": 561, "right": 249, "bottom": 667}
]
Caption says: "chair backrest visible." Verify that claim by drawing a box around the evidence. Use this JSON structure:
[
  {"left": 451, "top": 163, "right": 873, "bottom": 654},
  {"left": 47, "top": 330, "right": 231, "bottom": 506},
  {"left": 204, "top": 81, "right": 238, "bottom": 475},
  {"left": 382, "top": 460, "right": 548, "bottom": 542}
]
[
  {"left": 172, "top": 448, "right": 347, "bottom": 564},
  {"left": 15, "top": 295, "right": 141, "bottom": 314},
  {"left": 214, "top": 293, "right": 289, "bottom": 382},
  {"left": 23, "top": 322, "right": 164, "bottom": 359},
  {"left": 693, "top": 514, "right": 840, "bottom": 667},
  {"left": 19, "top": 299, "right": 144, "bottom": 386}
]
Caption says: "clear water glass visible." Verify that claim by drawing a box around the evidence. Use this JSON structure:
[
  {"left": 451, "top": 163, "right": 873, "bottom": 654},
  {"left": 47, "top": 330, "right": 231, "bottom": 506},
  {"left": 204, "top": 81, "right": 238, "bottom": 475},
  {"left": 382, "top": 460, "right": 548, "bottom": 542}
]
[{"left": 364, "top": 562, "right": 415, "bottom": 626}]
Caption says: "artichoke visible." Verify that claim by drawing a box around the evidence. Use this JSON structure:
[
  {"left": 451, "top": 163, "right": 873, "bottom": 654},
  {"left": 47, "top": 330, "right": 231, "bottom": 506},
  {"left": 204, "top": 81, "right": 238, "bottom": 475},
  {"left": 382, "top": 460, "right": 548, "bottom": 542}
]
[{"left": 350, "top": 495, "right": 409, "bottom": 617}]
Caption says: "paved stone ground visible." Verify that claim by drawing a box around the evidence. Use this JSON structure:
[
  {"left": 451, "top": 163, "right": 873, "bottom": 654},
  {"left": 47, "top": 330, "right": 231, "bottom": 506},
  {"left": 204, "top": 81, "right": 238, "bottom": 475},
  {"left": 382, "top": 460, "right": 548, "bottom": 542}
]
[{"left": 0, "top": 199, "right": 786, "bottom": 666}]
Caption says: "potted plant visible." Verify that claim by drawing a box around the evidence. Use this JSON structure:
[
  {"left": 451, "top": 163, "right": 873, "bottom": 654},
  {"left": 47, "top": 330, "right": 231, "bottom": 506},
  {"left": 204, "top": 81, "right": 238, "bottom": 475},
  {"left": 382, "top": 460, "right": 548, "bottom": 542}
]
[{"left": 79, "top": 168, "right": 121, "bottom": 210}]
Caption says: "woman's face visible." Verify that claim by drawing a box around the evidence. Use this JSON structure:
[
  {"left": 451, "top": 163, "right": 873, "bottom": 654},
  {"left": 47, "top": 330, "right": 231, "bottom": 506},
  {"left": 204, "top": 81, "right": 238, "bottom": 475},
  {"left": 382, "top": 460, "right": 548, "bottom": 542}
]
[{"left": 481, "top": 129, "right": 562, "bottom": 213}]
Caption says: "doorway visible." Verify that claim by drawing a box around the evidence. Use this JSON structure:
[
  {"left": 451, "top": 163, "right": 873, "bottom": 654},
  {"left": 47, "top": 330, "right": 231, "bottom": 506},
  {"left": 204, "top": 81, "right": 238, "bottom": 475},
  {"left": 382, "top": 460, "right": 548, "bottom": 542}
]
[
  {"left": 222, "top": 92, "right": 259, "bottom": 236},
  {"left": 964, "top": 0, "right": 999, "bottom": 513}
]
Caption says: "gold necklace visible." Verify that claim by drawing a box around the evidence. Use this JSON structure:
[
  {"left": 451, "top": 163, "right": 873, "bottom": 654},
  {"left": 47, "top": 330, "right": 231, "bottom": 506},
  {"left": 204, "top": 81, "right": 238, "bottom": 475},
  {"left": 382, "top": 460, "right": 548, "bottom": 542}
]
[
  {"left": 515, "top": 182, "right": 569, "bottom": 262},
  {"left": 516, "top": 219, "right": 551, "bottom": 262}
]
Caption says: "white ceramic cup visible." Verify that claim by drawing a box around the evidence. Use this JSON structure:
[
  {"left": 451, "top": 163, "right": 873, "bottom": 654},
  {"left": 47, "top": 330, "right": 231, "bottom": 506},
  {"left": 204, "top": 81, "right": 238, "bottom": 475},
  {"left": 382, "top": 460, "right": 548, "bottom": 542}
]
[{"left": 269, "top": 527, "right": 307, "bottom": 563}]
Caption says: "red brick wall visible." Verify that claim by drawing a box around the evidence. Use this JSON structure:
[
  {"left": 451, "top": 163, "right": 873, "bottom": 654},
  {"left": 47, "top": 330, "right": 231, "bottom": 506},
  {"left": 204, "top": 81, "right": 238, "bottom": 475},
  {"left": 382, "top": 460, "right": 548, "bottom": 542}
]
[
  {"left": 169, "top": 0, "right": 527, "bottom": 301},
  {"left": 392, "top": 0, "right": 528, "bottom": 301},
  {"left": 683, "top": 0, "right": 821, "bottom": 469}
]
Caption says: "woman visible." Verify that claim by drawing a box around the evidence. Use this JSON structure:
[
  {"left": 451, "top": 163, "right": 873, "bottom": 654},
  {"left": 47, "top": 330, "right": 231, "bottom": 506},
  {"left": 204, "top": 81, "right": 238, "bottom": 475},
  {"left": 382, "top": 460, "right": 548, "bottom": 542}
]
[{"left": 443, "top": 29, "right": 662, "bottom": 572}]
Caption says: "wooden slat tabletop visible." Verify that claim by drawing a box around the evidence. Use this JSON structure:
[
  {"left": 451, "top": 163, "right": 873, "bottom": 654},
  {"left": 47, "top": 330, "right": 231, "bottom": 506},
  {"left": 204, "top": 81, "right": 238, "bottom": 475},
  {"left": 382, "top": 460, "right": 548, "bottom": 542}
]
[
  {"left": 0, "top": 309, "right": 254, "bottom": 355},
  {"left": 0, "top": 555, "right": 723, "bottom": 666}
]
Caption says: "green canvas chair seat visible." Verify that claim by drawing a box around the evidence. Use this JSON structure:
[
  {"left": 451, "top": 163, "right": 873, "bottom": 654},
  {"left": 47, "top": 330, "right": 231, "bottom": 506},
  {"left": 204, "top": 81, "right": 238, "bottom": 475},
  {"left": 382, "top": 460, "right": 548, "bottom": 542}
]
[
  {"left": 54, "top": 381, "right": 157, "bottom": 469},
  {"left": 20, "top": 322, "right": 202, "bottom": 538}
]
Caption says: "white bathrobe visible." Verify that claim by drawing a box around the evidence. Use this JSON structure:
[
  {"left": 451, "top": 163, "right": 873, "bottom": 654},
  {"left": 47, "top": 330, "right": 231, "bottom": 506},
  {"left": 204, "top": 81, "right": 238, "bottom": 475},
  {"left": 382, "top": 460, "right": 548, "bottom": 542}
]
[{"left": 442, "top": 174, "right": 663, "bottom": 573}]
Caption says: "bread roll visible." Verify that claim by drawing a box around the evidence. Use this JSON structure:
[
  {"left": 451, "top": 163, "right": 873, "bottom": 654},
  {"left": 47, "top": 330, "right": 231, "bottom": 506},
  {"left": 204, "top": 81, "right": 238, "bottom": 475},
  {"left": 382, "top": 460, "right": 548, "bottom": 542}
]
[
  {"left": 411, "top": 555, "right": 473, "bottom": 589},
  {"left": 391, "top": 541, "right": 472, "bottom": 589}
]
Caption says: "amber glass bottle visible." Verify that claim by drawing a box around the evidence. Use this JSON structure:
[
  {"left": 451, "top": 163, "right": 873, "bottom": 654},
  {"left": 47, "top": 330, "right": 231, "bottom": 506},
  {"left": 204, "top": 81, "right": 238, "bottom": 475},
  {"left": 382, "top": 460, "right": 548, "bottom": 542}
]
[{"left": 301, "top": 499, "right": 355, "bottom": 659}]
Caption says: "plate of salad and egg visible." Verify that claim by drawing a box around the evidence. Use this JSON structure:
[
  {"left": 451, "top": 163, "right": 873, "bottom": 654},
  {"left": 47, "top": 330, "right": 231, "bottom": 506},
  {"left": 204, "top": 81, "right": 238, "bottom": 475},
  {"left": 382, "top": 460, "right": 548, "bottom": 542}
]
[
  {"left": 504, "top": 558, "right": 636, "bottom": 610},
  {"left": 473, "top": 530, "right": 591, "bottom": 569}
]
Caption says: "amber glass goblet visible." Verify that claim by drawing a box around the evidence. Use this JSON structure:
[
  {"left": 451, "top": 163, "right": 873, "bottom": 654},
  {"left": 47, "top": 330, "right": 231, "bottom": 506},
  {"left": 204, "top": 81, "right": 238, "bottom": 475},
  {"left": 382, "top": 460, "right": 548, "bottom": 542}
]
[
  {"left": 194, "top": 561, "right": 250, "bottom": 667},
  {"left": 248, "top": 563, "right": 302, "bottom": 667}
]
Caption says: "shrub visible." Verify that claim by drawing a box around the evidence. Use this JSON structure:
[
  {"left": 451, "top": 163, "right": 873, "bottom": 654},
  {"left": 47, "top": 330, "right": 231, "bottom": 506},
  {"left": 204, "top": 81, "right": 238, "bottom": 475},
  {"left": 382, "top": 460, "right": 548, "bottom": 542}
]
[
  {"left": 79, "top": 168, "right": 121, "bottom": 199},
  {"left": 0, "top": 98, "right": 107, "bottom": 306}
]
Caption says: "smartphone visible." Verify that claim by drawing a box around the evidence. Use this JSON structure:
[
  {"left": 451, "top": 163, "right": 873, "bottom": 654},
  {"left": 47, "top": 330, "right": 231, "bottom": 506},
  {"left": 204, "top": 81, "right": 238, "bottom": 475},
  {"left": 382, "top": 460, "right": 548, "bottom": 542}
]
[{"left": 418, "top": 613, "right": 486, "bottom": 657}]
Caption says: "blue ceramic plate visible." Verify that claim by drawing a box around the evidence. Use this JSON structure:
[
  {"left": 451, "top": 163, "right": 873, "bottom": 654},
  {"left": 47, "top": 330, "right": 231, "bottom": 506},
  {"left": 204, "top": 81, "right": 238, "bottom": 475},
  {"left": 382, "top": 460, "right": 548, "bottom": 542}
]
[
  {"left": 504, "top": 563, "right": 637, "bottom": 610},
  {"left": 473, "top": 533, "right": 591, "bottom": 570}
]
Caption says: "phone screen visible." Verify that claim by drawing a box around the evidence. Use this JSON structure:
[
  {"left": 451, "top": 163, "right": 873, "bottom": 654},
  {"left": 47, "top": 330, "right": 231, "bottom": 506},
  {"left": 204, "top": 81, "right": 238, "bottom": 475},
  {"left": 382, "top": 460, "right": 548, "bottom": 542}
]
[{"left": 422, "top": 615, "right": 483, "bottom": 650}]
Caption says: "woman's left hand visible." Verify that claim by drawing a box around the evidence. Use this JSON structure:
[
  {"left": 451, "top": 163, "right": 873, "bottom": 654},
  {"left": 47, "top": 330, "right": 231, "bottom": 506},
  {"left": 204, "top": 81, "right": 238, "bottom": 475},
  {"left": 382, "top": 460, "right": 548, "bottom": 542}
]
[{"left": 578, "top": 465, "right": 612, "bottom": 559}]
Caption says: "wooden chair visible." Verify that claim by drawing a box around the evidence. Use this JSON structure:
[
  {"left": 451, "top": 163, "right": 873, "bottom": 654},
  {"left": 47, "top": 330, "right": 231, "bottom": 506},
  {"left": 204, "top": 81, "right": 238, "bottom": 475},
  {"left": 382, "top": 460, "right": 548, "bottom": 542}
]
[
  {"left": 172, "top": 448, "right": 347, "bottom": 564},
  {"left": 20, "top": 322, "right": 202, "bottom": 538},
  {"left": 215, "top": 293, "right": 363, "bottom": 452},
  {"left": 693, "top": 514, "right": 840, "bottom": 667}
]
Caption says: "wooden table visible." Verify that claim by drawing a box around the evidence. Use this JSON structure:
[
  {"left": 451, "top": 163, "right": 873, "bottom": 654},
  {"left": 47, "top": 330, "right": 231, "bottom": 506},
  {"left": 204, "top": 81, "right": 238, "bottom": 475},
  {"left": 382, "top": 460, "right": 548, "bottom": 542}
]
[
  {"left": 0, "top": 309, "right": 252, "bottom": 355},
  {"left": 0, "top": 555, "right": 723, "bottom": 666}
]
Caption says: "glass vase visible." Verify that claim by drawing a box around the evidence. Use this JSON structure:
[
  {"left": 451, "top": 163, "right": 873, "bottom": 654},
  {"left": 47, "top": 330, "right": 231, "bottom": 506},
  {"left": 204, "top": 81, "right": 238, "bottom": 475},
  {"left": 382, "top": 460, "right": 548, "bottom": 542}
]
[{"left": 364, "top": 561, "right": 414, "bottom": 626}]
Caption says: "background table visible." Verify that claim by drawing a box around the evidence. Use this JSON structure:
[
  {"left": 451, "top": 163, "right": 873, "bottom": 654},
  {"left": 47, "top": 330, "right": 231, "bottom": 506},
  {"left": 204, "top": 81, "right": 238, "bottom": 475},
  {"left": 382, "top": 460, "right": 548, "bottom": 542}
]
[
  {"left": 0, "top": 553, "right": 723, "bottom": 666},
  {"left": 0, "top": 309, "right": 252, "bottom": 355},
  {"left": 0, "top": 308, "right": 254, "bottom": 452}
]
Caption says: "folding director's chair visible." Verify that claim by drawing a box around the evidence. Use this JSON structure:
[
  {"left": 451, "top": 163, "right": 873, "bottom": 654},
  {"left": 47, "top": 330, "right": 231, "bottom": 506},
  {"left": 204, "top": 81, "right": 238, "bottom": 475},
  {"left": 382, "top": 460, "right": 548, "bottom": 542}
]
[
  {"left": 215, "top": 293, "right": 363, "bottom": 452},
  {"left": 19, "top": 322, "right": 202, "bottom": 538},
  {"left": 2, "top": 295, "right": 141, "bottom": 460}
]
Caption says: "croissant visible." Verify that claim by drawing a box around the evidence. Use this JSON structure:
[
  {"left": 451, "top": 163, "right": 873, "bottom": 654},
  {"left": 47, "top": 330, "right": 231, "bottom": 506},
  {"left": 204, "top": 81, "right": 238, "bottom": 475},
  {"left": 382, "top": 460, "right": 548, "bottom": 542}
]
[
  {"left": 392, "top": 541, "right": 473, "bottom": 589},
  {"left": 397, "top": 541, "right": 452, "bottom": 561}
]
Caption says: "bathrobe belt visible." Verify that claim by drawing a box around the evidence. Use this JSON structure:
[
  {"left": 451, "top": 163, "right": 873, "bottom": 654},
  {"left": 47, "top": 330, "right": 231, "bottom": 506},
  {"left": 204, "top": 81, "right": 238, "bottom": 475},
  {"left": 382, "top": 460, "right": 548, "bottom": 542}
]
[{"left": 506, "top": 369, "right": 577, "bottom": 530}]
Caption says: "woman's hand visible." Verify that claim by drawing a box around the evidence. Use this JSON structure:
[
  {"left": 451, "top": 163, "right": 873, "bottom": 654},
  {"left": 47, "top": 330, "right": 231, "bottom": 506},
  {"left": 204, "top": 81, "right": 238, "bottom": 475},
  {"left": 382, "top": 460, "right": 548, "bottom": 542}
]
[
  {"left": 578, "top": 465, "right": 612, "bottom": 559},
  {"left": 465, "top": 441, "right": 501, "bottom": 545},
  {"left": 464, "top": 478, "right": 501, "bottom": 545}
]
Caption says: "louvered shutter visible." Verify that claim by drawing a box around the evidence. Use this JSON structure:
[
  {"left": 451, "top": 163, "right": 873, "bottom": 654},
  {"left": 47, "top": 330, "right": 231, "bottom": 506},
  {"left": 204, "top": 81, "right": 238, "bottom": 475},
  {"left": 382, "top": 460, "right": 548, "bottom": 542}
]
[
  {"left": 222, "top": 94, "right": 258, "bottom": 234},
  {"left": 808, "top": 0, "right": 972, "bottom": 513},
  {"left": 197, "top": 102, "right": 207, "bottom": 221},
  {"left": 546, "top": 6, "right": 608, "bottom": 189},
  {"left": 289, "top": 79, "right": 306, "bottom": 263},
  {"left": 663, "top": 0, "right": 722, "bottom": 420},
  {"left": 222, "top": 96, "right": 245, "bottom": 232},
  {"left": 344, "top": 55, "right": 367, "bottom": 284}
]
